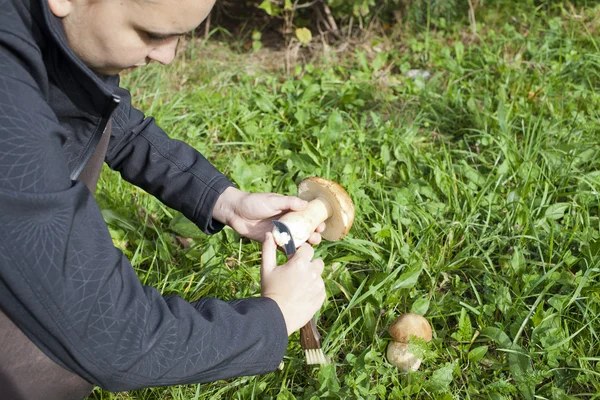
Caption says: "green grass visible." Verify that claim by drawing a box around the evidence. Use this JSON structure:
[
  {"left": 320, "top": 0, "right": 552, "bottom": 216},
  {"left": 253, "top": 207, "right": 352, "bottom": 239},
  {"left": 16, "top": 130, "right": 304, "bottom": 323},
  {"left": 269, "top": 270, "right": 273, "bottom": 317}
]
[{"left": 91, "top": 2, "right": 599, "bottom": 399}]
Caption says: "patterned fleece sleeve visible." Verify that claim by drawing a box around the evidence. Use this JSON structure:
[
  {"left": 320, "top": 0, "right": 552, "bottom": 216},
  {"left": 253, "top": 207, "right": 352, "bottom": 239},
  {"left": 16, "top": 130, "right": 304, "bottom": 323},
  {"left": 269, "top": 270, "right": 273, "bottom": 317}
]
[{"left": 0, "top": 33, "right": 288, "bottom": 392}]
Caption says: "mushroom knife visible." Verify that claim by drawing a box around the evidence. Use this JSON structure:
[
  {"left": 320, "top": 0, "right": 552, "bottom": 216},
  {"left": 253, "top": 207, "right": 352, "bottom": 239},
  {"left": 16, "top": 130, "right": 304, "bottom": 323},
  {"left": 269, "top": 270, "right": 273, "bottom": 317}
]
[
  {"left": 271, "top": 220, "right": 297, "bottom": 256},
  {"left": 271, "top": 220, "right": 328, "bottom": 365}
]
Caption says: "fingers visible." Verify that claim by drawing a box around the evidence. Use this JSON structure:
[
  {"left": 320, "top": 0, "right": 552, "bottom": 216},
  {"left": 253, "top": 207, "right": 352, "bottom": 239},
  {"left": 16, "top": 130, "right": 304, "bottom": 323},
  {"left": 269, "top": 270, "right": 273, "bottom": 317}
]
[
  {"left": 316, "top": 222, "right": 326, "bottom": 233},
  {"left": 306, "top": 223, "right": 325, "bottom": 245},
  {"left": 290, "top": 243, "right": 314, "bottom": 263},
  {"left": 307, "top": 232, "right": 322, "bottom": 245},
  {"left": 265, "top": 194, "right": 308, "bottom": 214},
  {"left": 285, "top": 196, "right": 309, "bottom": 212},
  {"left": 289, "top": 243, "right": 324, "bottom": 278},
  {"left": 261, "top": 232, "right": 277, "bottom": 274},
  {"left": 312, "top": 258, "right": 325, "bottom": 276}
]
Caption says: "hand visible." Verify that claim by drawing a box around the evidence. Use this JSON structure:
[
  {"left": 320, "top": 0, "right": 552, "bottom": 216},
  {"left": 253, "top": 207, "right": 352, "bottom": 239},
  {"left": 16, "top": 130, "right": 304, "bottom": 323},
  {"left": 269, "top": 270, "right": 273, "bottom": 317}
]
[
  {"left": 212, "top": 187, "right": 325, "bottom": 243},
  {"left": 260, "top": 232, "right": 326, "bottom": 336}
]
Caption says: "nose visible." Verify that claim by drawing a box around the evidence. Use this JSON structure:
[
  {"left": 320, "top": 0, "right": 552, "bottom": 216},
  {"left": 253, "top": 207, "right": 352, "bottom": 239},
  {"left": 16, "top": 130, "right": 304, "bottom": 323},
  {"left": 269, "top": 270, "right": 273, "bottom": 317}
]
[{"left": 147, "top": 37, "right": 179, "bottom": 65}]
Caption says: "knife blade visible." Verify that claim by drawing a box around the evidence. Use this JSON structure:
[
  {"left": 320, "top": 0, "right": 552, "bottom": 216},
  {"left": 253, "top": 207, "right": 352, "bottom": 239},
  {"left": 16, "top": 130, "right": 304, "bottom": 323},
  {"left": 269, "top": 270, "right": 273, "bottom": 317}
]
[
  {"left": 272, "top": 220, "right": 297, "bottom": 256},
  {"left": 272, "top": 220, "right": 327, "bottom": 365}
]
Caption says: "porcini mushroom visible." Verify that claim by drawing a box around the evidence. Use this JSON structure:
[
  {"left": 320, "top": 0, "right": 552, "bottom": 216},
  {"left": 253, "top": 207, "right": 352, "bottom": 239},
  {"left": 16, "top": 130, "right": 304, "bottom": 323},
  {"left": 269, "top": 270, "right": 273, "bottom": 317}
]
[
  {"left": 387, "top": 313, "right": 432, "bottom": 371},
  {"left": 386, "top": 342, "right": 423, "bottom": 371},
  {"left": 273, "top": 177, "right": 355, "bottom": 248}
]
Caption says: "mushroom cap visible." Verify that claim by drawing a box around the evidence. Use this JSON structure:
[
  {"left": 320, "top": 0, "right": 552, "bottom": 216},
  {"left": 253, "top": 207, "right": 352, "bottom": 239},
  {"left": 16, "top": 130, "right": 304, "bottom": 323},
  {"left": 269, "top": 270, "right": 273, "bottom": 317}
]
[
  {"left": 388, "top": 313, "right": 432, "bottom": 344},
  {"left": 386, "top": 341, "right": 422, "bottom": 371},
  {"left": 297, "top": 177, "right": 355, "bottom": 241}
]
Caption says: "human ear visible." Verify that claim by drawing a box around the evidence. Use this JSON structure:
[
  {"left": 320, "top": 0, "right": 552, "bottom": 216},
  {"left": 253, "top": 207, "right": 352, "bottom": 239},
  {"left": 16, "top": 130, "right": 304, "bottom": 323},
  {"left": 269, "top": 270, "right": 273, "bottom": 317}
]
[{"left": 47, "top": 0, "right": 75, "bottom": 17}]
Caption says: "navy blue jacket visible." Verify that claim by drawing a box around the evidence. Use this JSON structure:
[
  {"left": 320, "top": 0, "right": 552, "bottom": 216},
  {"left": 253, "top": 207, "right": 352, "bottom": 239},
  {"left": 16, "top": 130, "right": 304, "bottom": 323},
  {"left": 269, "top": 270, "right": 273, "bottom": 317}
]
[{"left": 0, "top": 0, "right": 287, "bottom": 391}]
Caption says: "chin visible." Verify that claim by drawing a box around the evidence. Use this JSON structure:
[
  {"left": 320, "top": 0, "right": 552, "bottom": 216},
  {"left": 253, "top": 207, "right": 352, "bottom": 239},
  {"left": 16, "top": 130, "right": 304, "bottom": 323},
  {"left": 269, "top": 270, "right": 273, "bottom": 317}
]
[
  {"left": 121, "top": 66, "right": 142, "bottom": 74},
  {"left": 91, "top": 66, "right": 124, "bottom": 76},
  {"left": 91, "top": 61, "right": 146, "bottom": 76},
  {"left": 90, "top": 61, "right": 133, "bottom": 76}
]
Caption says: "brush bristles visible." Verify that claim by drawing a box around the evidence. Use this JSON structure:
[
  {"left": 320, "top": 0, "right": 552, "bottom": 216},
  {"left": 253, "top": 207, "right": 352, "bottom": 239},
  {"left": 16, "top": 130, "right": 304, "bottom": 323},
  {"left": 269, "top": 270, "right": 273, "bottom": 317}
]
[{"left": 305, "top": 348, "right": 328, "bottom": 365}]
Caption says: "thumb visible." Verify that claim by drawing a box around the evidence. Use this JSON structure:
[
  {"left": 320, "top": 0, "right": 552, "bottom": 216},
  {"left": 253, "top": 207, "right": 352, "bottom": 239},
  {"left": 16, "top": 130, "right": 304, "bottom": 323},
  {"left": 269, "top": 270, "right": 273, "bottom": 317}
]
[
  {"left": 270, "top": 194, "right": 307, "bottom": 213},
  {"left": 286, "top": 196, "right": 309, "bottom": 212},
  {"left": 261, "top": 232, "right": 277, "bottom": 275}
]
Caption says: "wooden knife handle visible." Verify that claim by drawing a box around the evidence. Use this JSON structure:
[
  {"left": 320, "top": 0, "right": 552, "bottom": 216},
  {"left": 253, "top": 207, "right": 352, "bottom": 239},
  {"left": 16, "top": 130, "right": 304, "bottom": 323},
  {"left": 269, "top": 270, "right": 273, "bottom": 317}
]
[{"left": 299, "top": 317, "right": 321, "bottom": 350}]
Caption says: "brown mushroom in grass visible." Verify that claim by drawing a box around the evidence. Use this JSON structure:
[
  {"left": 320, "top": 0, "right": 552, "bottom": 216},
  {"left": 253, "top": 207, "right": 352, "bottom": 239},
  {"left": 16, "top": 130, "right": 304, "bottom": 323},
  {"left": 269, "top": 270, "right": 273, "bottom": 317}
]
[
  {"left": 272, "top": 177, "right": 355, "bottom": 248},
  {"left": 386, "top": 342, "right": 423, "bottom": 371},
  {"left": 387, "top": 313, "right": 432, "bottom": 371}
]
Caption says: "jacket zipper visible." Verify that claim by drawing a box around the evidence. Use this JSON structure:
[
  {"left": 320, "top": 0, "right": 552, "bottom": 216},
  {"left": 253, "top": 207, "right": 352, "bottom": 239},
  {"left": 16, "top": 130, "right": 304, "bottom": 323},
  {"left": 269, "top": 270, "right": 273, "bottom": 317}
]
[{"left": 70, "top": 94, "right": 121, "bottom": 180}]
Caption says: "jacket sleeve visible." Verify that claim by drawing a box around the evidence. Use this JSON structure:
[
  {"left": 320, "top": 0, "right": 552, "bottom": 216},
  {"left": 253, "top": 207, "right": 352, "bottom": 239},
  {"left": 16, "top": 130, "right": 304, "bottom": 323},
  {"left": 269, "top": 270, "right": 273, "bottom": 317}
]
[
  {"left": 105, "top": 83, "right": 233, "bottom": 235},
  {"left": 0, "top": 35, "right": 288, "bottom": 392}
]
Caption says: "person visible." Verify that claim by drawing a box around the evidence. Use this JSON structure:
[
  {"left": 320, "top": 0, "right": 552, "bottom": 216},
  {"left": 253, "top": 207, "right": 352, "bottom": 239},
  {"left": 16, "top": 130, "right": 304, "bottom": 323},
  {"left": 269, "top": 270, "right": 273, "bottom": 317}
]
[{"left": 0, "top": 0, "right": 327, "bottom": 398}]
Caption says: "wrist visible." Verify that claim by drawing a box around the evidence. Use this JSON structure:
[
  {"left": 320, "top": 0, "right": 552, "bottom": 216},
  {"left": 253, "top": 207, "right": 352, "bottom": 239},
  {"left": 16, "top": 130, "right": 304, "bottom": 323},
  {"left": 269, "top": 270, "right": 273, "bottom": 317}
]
[
  {"left": 263, "top": 294, "right": 293, "bottom": 336},
  {"left": 212, "top": 186, "right": 245, "bottom": 226}
]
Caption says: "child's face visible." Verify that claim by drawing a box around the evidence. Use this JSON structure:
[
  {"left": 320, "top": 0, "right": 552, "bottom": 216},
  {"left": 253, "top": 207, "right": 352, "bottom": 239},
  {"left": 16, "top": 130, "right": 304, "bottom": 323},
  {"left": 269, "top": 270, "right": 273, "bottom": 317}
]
[{"left": 50, "top": 0, "right": 215, "bottom": 75}]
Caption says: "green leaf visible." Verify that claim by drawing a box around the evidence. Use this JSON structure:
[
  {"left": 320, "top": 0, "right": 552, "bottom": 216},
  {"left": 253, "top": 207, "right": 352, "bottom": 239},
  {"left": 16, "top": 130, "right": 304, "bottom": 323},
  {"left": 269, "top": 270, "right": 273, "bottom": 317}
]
[
  {"left": 466, "top": 97, "right": 478, "bottom": 113},
  {"left": 410, "top": 297, "right": 430, "bottom": 315},
  {"left": 251, "top": 30, "right": 262, "bottom": 41},
  {"left": 392, "top": 262, "right": 423, "bottom": 290},
  {"left": 511, "top": 248, "right": 525, "bottom": 274},
  {"left": 101, "top": 209, "right": 137, "bottom": 232},
  {"left": 296, "top": 27, "right": 313, "bottom": 45},
  {"left": 548, "top": 294, "right": 568, "bottom": 312},
  {"left": 356, "top": 50, "right": 369, "bottom": 71},
  {"left": 301, "top": 83, "right": 321, "bottom": 103},
  {"left": 497, "top": 159, "right": 510, "bottom": 175},
  {"left": 508, "top": 347, "right": 535, "bottom": 400},
  {"left": 486, "top": 380, "right": 517, "bottom": 397},
  {"left": 457, "top": 160, "right": 486, "bottom": 187},
  {"left": 258, "top": 0, "right": 279, "bottom": 16},
  {"left": 480, "top": 327, "right": 511, "bottom": 347},
  {"left": 493, "top": 286, "right": 513, "bottom": 315},
  {"left": 380, "top": 144, "right": 391, "bottom": 165},
  {"left": 294, "top": 108, "right": 309, "bottom": 126},
  {"left": 372, "top": 52, "right": 388, "bottom": 72},
  {"left": 317, "top": 364, "right": 340, "bottom": 392},
  {"left": 481, "top": 328, "right": 535, "bottom": 399},
  {"left": 545, "top": 202, "right": 570, "bottom": 220},
  {"left": 200, "top": 244, "right": 216, "bottom": 266},
  {"left": 455, "top": 41, "right": 465, "bottom": 64},
  {"left": 324, "top": 110, "right": 344, "bottom": 142},
  {"left": 288, "top": 153, "right": 320, "bottom": 174},
  {"left": 254, "top": 93, "right": 275, "bottom": 113},
  {"left": 169, "top": 212, "right": 204, "bottom": 239},
  {"left": 230, "top": 155, "right": 272, "bottom": 192},
  {"left": 424, "top": 362, "right": 455, "bottom": 392},
  {"left": 362, "top": 302, "right": 377, "bottom": 334},
  {"left": 457, "top": 308, "right": 473, "bottom": 342},
  {"left": 301, "top": 139, "right": 322, "bottom": 166},
  {"left": 468, "top": 346, "right": 489, "bottom": 363}
]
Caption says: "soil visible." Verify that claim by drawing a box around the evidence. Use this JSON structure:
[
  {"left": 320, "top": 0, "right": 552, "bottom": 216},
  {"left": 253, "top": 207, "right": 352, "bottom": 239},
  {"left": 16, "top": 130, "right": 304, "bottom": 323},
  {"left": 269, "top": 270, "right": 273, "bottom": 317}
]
[{"left": 197, "top": 1, "right": 287, "bottom": 50}]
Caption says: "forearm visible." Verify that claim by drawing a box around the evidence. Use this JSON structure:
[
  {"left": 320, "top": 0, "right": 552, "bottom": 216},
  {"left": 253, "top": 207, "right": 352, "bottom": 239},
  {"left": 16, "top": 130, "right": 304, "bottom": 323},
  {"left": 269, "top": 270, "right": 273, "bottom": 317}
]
[
  {"left": 0, "top": 183, "right": 288, "bottom": 391},
  {"left": 106, "top": 87, "right": 234, "bottom": 234}
]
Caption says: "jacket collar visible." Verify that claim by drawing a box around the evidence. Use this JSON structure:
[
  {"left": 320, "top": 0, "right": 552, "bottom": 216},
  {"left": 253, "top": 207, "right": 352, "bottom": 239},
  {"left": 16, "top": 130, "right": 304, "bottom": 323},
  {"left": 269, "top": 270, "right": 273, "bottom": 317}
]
[{"left": 38, "top": 0, "right": 120, "bottom": 98}]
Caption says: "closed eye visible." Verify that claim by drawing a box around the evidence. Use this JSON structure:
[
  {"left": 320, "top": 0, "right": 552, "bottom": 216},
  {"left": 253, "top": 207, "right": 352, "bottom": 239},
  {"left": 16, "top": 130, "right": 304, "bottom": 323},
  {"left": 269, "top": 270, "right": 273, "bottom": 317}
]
[{"left": 143, "top": 31, "right": 178, "bottom": 43}]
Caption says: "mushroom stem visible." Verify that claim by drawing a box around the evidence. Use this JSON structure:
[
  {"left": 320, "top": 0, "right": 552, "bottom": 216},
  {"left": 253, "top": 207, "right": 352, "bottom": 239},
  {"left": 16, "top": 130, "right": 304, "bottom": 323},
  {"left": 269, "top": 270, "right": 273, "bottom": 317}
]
[{"left": 277, "top": 196, "right": 333, "bottom": 246}]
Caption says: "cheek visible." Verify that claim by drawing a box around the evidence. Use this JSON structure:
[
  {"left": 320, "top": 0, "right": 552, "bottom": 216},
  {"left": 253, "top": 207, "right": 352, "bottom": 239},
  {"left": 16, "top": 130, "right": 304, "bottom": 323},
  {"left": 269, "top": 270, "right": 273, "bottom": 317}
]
[
  {"left": 84, "top": 7, "right": 148, "bottom": 66},
  {"left": 98, "top": 32, "right": 149, "bottom": 65}
]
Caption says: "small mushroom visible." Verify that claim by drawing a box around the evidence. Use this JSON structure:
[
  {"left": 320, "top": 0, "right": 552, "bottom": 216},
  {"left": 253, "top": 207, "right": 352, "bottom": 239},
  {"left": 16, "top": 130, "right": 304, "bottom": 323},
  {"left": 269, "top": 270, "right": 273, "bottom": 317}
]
[
  {"left": 273, "top": 177, "right": 355, "bottom": 247},
  {"left": 389, "top": 313, "right": 433, "bottom": 343},
  {"left": 387, "top": 313, "right": 432, "bottom": 371},
  {"left": 386, "top": 342, "right": 422, "bottom": 371}
]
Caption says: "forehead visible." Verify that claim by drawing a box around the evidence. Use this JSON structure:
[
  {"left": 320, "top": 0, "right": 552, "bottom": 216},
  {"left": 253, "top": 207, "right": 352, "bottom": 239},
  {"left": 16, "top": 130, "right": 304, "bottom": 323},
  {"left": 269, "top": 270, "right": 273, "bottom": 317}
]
[{"left": 128, "top": 0, "right": 215, "bottom": 33}]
